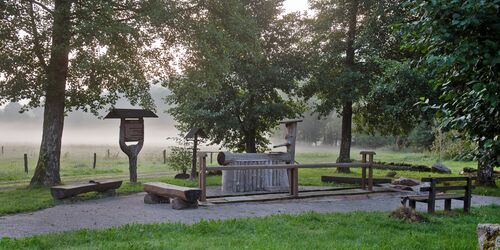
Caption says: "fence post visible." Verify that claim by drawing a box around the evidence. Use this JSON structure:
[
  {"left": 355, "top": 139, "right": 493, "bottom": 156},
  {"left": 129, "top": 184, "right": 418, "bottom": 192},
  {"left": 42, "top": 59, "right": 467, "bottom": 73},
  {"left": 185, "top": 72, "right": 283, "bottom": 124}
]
[
  {"left": 198, "top": 153, "right": 207, "bottom": 202},
  {"left": 1, "top": 145, "right": 4, "bottom": 156},
  {"left": 24, "top": 153, "right": 28, "bottom": 174},
  {"left": 93, "top": 153, "right": 97, "bottom": 169},
  {"left": 163, "top": 149, "right": 167, "bottom": 164},
  {"left": 107, "top": 149, "right": 110, "bottom": 159},
  {"left": 360, "top": 152, "right": 367, "bottom": 190}
]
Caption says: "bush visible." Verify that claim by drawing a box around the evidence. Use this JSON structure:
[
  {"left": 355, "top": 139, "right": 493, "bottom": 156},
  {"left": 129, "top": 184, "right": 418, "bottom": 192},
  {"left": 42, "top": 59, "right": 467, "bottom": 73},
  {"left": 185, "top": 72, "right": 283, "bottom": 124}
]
[
  {"left": 407, "top": 122, "right": 434, "bottom": 149},
  {"left": 432, "top": 131, "right": 475, "bottom": 161}
]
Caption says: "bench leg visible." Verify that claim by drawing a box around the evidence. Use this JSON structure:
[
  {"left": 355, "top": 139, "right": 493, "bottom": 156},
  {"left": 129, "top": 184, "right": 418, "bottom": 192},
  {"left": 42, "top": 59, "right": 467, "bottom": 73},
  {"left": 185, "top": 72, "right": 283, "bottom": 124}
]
[
  {"left": 444, "top": 199, "right": 452, "bottom": 211},
  {"left": 171, "top": 198, "right": 198, "bottom": 210},
  {"left": 409, "top": 200, "right": 416, "bottom": 210},
  {"left": 144, "top": 194, "right": 170, "bottom": 204}
]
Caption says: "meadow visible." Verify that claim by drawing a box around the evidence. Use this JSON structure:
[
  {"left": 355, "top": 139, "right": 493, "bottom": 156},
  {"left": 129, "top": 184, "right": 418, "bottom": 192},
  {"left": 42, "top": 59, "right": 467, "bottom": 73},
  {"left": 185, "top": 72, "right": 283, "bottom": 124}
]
[{"left": 0, "top": 144, "right": 497, "bottom": 215}]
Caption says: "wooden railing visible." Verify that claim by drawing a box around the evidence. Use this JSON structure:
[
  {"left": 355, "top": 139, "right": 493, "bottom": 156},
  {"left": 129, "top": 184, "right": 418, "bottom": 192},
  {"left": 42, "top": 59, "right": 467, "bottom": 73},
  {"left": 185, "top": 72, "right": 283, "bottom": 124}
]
[{"left": 197, "top": 151, "right": 376, "bottom": 202}]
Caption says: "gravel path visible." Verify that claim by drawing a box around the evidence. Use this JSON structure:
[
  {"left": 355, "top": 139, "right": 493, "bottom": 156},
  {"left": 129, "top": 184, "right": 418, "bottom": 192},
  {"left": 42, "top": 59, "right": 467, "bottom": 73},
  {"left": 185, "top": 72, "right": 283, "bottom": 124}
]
[{"left": 1, "top": 192, "right": 499, "bottom": 238}]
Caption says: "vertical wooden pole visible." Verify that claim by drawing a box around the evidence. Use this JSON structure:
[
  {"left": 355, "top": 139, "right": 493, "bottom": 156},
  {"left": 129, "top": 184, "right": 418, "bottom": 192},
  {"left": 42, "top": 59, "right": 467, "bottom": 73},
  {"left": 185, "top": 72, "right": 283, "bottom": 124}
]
[
  {"left": 1, "top": 145, "right": 4, "bottom": 156},
  {"left": 198, "top": 154, "right": 207, "bottom": 202},
  {"left": 368, "top": 153, "right": 373, "bottom": 191},
  {"left": 464, "top": 177, "right": 472, "bottom": 213},
  {"left": 24, "top": 153, "right": 28, "bottom": 174},
  {"left": 93, "top": 153, "right": 97, "bottom": 169},
  {"left": 107, "top": 149, "right": 110, "bottom": 159},
  {"left": 282, "top": 121, "right": 299, "bottom": 197},
  {"left": 428, "top": 179, "right": 436, "bottom": 213},
  {"left": 163, "top": 149, "right": 167, "bottom": 164},
  {"left": 210, "top": 152, "right": 213, "bottom": 164},
  {"left": 191, "top": 134, "right": 198, "bottom": 180},
  {"left": 360, "top": 152, "right": 367, "bottom": 190}
]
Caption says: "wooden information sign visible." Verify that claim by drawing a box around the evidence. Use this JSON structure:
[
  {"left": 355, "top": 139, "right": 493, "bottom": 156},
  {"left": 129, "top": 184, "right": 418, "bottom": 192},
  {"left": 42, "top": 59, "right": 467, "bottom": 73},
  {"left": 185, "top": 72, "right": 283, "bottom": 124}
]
[{"left": 124, "top": 120, "right": 144, "bottom": 142}]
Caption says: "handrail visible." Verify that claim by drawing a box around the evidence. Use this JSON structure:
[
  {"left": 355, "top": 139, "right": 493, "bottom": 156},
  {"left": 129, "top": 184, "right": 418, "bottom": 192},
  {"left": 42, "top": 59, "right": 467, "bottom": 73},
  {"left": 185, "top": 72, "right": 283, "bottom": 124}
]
[{"left": 206, "top": 162, "right": 372, "bottom": 171}]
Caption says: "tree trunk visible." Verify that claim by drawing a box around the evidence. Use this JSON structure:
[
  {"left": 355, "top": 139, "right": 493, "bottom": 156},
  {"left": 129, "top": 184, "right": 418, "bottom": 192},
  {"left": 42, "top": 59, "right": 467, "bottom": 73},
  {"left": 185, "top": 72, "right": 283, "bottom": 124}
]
[
  {"left": 336, "top": 0, "right": 358, "bottom": 173},
  {"left": 477, "top": 148, "right": 497, "bottom": 187},
  {"left": 337, "top": 102, "right": 353, "bottom": 173},
  {"left": 190, "top": 135, "right": 198, "bottom": 180},
  {"left": 30, "top": 0, "right": 72, "bottom": 187},
  {"left": 245, "top": 129, "right": 257, "bottom": 153}
]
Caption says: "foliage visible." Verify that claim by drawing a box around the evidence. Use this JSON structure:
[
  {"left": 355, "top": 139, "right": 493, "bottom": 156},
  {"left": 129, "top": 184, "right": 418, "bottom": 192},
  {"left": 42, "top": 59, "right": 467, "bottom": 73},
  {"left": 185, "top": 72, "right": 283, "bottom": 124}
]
[
  {"left": 0, "top": 0, "right": 182, "bottom": 112},
  {"left": 166, "top": 138, "right": 191, "bottom": 174},
  {"left": 404, "top": 0, "right": 500, "bottom": 185},
  {"left": 355, "top": 60, "right": 435, "bottom": 137},
  {"left": 352, "top": 133, "right": 394, "bottom": 149},
  {"left": 432, "top": 131, "right": 475, "bottom": 161},
  {"left": 2, "top": 206, "right": 499, "bottom": 249},
  {"left": 166, "top": 0, "right": 306, "bottom": 153},
  {"left": 407, "top": 122, "right": 435, "bottom": 150}
]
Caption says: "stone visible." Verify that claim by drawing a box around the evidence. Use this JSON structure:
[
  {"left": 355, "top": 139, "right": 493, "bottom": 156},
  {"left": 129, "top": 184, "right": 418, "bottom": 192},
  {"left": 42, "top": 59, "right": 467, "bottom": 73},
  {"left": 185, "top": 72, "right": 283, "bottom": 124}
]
[
  {"left": 432, "top": 163, "right": 452, "bottom": 174},
  {"left": 392, "top": 177, "right": 420, "bottom": 186},
  {"left": 144, "top": 194, "right": 170, "bottom": 204},
  {"left": 171, "top": 197, "right": 198, "bottom": 210},
  {"left": 174, "top": 173, "right": 190, "bottom": 179},
  {"left": 477, "top": 224, "right": 500, "bottom": 250},
  {"left": 386, "top": 171, "right": 397, "bottom": 178}
]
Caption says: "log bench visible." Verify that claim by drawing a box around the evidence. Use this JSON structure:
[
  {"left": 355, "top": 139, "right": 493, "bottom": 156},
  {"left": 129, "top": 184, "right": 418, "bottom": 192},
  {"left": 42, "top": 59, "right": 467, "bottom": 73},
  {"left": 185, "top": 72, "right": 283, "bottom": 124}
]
[
  {"left": 50, "top": 180, "right": 122, "bottom": 199},
  {"left": 144, "top": 182, "right": 202, "bottom": 210},
  {"left": 401, "top": 177, "right": 475, "bottom": 213}
]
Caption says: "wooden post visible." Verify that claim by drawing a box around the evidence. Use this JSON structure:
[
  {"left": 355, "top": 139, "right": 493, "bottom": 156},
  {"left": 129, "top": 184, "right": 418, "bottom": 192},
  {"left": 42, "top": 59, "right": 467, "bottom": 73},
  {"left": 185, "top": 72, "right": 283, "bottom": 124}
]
[
  {"left": 360, "top": 153, "right": 367, "bottom": 190},
  {"left": 118, "top": 118, "right": 145, "bottom": 183},
  {"left": 24, "top": 153, "right": 28, "bottom": 174},
  {"left": 93, "top": 153, "right": 97, "bottom": 169},
  {"left": 198, "top": 153, "right": 207, "bottom": 202},
  {"left": 464, "top": 177, "right": 472, "bottom": 213},
  {"left": 107, "top": 149, "right": 110, "bottom": 159},
  {"left": 210, "top": 152, "right": 213, "bottom": 164},
  {"left": 163, "top": 149, "right": 167, "bottom": 164},
  {"left": 191, "top": 133, "right": 198, "bottom": 180},
  {"left": 428, "top": 179, "right": 436, "bottom": 213},
  {"left": 1, "top": 145, "right": 3, "bottom": 156},
  {"left": 280, "top": 120, "right": 301, "bottom": 197}
]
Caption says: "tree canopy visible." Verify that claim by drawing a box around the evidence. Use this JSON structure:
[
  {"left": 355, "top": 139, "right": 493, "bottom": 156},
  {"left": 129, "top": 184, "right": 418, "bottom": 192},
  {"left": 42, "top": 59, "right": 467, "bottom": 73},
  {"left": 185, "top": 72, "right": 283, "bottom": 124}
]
[
  {"left": 166, "top": 0, "right": 306, "bottom": 153},
  {"left": 405, "top": 0, "right": 499, "bottom": 186}
]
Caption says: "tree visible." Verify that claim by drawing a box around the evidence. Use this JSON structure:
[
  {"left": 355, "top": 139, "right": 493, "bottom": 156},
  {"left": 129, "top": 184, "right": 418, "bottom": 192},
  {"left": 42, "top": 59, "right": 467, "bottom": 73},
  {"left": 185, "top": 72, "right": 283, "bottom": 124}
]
[
  {"left": 354, "top": 60, "right": 435, "bottom": 149},
  {"left": 405, "top": 0, "right": 499, "bottom": 186},
  {"left": 0, "top": 0, "right": 181, "bottom": 186},
  {"left": 302, "top": 0, "right": 406, "bottom": 171},
  {"left": 166, "top": 0, "right": 306, "bottom": 153}
]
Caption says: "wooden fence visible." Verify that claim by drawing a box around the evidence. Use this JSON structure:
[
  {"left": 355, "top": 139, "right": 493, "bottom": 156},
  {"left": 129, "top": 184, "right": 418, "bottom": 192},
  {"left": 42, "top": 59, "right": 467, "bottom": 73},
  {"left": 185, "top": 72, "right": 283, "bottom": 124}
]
[{"left": 197, "top": 151, "right": 376, "bottom": 202}]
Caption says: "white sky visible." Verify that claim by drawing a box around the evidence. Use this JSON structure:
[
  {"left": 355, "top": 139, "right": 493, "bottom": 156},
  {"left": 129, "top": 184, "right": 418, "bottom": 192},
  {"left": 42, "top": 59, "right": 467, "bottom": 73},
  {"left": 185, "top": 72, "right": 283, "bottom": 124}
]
[{"left": 284, "top": 0, "right": 309, "bottom": 13}]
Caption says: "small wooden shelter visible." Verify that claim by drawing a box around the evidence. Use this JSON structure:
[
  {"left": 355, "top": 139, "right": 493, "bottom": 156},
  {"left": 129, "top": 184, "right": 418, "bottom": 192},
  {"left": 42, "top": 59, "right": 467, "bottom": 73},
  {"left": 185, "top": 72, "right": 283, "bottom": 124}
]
[{"left": 105, "top": 108, "right": 158, "bottom": 182}]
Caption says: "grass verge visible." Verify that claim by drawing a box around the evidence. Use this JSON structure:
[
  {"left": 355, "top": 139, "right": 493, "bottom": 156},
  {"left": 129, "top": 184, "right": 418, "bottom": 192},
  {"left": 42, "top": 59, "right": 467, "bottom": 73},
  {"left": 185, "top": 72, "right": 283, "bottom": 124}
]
[{"left": 1, "top": 205, "right": 498, "bottom": 249}]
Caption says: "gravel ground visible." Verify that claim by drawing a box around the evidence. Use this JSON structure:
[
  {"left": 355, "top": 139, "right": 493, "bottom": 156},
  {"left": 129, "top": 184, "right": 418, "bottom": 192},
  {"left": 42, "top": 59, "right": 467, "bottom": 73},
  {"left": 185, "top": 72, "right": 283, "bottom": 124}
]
[{"left": 1, "top": 191, "right": 499, "bottom": 238}]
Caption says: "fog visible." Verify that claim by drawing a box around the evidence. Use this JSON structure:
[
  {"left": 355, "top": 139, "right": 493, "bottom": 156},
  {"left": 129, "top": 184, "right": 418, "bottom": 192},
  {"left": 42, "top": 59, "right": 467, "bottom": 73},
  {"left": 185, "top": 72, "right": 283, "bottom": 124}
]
[{"left": 0, "top": 86, "right": 180, "bottom": 146}]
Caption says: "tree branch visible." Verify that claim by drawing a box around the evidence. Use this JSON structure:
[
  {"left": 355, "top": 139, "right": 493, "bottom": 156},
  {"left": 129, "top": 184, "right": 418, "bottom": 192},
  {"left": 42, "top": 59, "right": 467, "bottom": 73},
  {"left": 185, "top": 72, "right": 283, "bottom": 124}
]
[
  {"left": 29, "top": 0, "right": 54, "bottom": 15},
  {"left": 28, "top": 2, "right": 48, "bottom": 72}
]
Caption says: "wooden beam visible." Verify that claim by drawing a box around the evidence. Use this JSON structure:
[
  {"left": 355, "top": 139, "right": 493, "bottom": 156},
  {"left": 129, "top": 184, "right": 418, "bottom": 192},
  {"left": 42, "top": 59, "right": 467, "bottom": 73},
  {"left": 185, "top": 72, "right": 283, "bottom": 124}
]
[
  {"left": 208, "top": 162, "right": 371, "bottom": 171},
  {"left": 144, "top": 182, "right": 201, "bottom": 203},
  {"left": 50, "top": 180, "right": 122, "bottom": 199}
]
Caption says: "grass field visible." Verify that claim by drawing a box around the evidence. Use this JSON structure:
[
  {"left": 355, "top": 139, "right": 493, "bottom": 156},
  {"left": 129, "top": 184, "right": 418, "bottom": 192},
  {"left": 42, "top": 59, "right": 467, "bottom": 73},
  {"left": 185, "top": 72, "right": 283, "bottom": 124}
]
[
  {"left": 1, "top": 205, "right": 498, "bottom": 249},
  {"left": 0, "top": 144, "right": 497, "bottom": 215}
]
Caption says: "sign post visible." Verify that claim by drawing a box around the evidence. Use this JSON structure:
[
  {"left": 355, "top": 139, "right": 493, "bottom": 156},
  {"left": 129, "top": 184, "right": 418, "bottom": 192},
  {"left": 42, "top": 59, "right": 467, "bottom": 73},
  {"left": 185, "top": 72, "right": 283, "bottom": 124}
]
[{"left": 105, "top": 109, "right": 158, "bottom": 182}]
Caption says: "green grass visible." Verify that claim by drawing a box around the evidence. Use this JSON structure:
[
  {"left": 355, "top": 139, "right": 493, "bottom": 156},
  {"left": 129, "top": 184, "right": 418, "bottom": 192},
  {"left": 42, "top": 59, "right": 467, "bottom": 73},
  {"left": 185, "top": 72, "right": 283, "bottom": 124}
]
[{"left": 1, "top": 205, "right": 498, "bottom": 249}]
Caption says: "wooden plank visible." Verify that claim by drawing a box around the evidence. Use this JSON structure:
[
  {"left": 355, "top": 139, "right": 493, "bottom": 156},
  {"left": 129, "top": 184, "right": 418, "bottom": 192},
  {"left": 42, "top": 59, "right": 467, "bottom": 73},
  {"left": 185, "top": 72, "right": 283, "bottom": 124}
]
[
  {"left": 51, "top": 180, "right": 122, "bottom": 199},
  {"left": 421, "top": 176, "right": 476, "bottom": 182},
  {"left": 405, "top": 193, "right": 464, "bottom": 202},
  {"left": 144, "top": 182, "right": 201, "bottom": 203},
  {"left": 209, "top": 162, "right": 371, "bottom": 171},
  {"left": 321, "top": 176, "right": 391, "bottom": 184},
  {"left": 420, "top": 185, "right": 475, "bottom": 192}
]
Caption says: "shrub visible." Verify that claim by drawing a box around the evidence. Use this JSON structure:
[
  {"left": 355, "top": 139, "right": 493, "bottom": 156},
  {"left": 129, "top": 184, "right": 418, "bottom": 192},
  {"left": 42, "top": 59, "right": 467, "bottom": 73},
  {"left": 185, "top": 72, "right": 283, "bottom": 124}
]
[
  {"left": 432, "top": 131, "right": 475, "bottom": 161},
  {"left": 167, "top": 146, "right": 191, "bottom": 174}
]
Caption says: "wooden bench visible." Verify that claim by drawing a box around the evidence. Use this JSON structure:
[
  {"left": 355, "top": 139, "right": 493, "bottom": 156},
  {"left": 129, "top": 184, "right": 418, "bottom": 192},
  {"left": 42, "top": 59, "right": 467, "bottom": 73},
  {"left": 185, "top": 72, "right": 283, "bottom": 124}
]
[
  {"left": 401, "top": 177, "right": 475, "bottom": 213},
  {"left": 50, "top": 180, "right": 122, "bottom": 199},
  {"left": 144, "top": 182, "right": 202, "bottom": 210}
]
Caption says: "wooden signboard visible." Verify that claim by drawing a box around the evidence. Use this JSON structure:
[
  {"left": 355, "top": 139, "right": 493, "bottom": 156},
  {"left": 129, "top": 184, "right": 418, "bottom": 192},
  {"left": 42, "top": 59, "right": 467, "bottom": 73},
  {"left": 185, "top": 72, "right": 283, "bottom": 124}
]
[{"left": 124, "top": 120, "right": 144, "bottom": 142}]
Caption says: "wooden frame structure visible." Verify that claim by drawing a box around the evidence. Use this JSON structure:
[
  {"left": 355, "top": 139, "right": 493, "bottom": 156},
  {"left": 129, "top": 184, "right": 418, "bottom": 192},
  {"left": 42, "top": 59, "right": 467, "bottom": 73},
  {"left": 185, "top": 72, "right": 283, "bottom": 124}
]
[
  {"left": 402, "top": 176, "right": 475, "bottom": 213},
  {"left": 198, "top": 151, "right": 376, "bottom": 202}
]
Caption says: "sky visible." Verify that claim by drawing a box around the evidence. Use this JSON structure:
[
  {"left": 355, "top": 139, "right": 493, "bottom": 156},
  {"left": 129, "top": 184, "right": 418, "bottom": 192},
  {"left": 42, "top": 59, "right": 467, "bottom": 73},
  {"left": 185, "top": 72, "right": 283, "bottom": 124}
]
[{"left": 284, "top": 0, "right": 309, "bottom": 13}]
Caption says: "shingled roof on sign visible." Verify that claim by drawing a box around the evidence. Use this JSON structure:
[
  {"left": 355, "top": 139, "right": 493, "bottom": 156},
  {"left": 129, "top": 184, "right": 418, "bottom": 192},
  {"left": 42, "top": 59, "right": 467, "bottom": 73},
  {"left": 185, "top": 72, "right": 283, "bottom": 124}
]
[
  {"left": 185, "top": 128, "right": 206, "bottom": 139},
  {"left": 104, "top": 109, "right": 158, "bottom": 119}
]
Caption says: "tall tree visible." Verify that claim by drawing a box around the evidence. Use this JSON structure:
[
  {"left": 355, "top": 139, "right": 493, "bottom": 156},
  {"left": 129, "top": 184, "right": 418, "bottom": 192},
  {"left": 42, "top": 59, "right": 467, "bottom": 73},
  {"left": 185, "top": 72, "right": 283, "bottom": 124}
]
[
  {"left": 302, "top": 0, "right": 405, "bottom": 171},
  {"left": 0, "top": 0, "right": 181, "bottom": 186},
  {"left": 405, "top": 0, "right": 499, "bottom": 186},
  {"left": 166, "top": 0, "right": 306, "bottom": 153}
]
